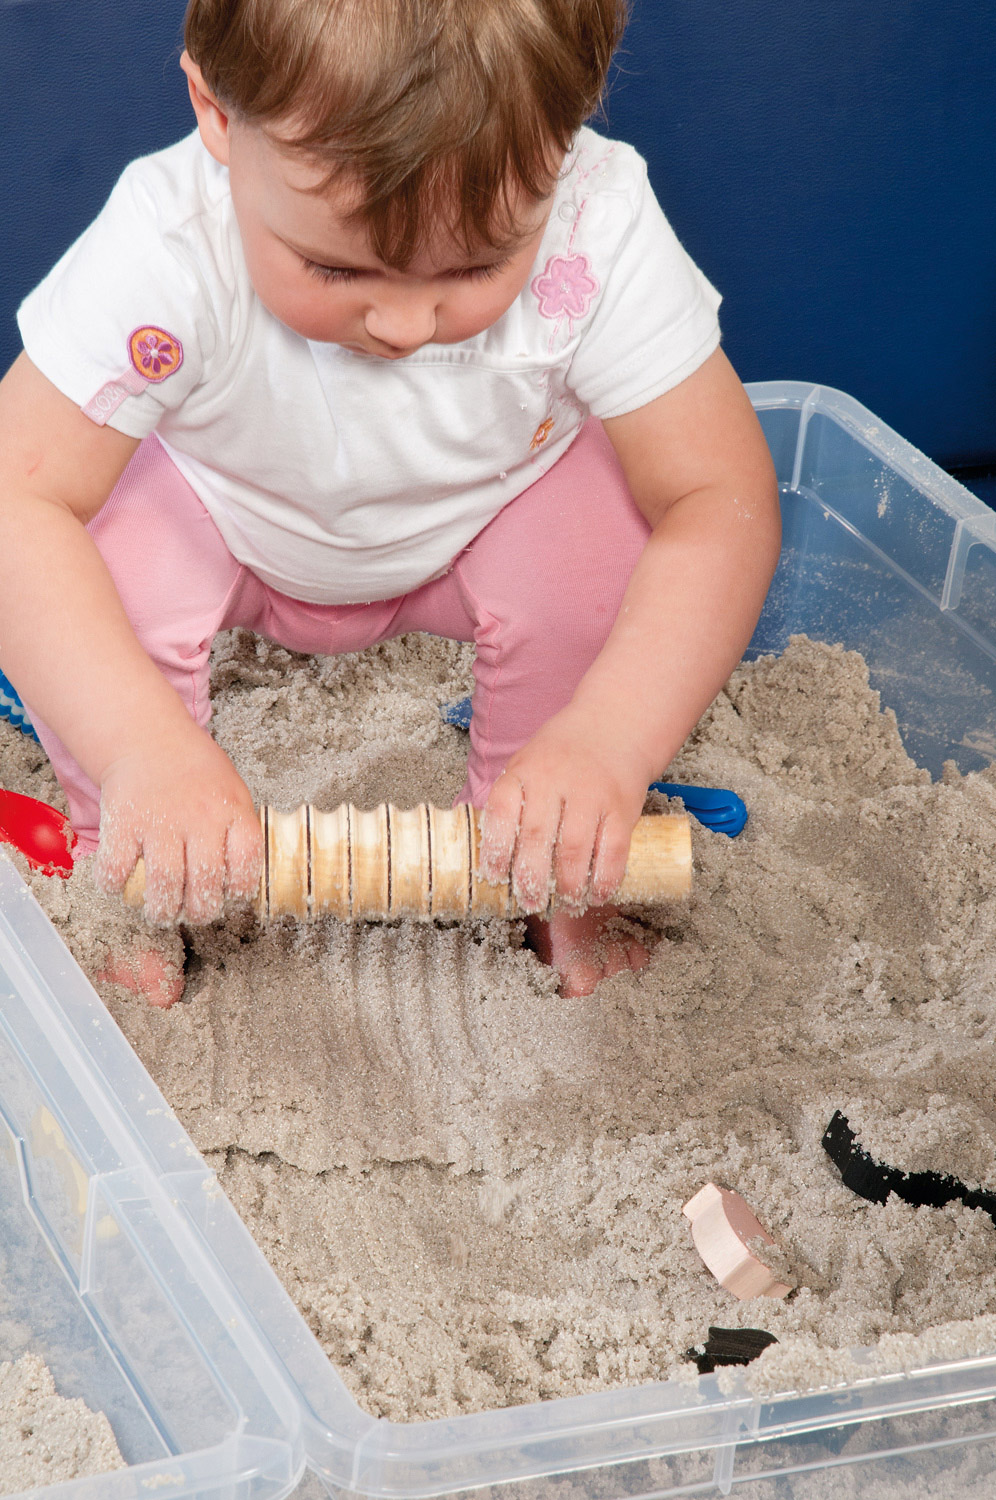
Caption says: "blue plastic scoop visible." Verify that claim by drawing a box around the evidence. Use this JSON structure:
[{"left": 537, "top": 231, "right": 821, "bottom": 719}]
[
  {"left": 648, "top": 781, "right": 748, "bottom": 837},
  {"left": 0, "top": 669, "right": 38, "bottom": 740}
]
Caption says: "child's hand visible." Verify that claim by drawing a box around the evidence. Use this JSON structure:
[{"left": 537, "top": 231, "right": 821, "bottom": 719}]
[
  {"left": 478, "top": 705, "right": 652, "bottom": 914},
  {"left": 93, "top": 726, "right": 262, "bottom": 924}
]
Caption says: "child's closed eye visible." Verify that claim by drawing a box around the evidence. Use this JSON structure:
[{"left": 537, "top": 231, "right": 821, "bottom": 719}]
[
  {"left": 451, "top": 258, "right": 512, "bottom": 282},
  {"left": 302, "top": 260, "right": 359, "bottom": 284},
  {"left": 301, "top": 257, "right": 511, "bottom": 284}
]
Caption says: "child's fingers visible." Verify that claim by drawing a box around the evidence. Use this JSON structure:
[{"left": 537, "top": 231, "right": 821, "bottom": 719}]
[
  {"left": 510, "top": 789, "right": 562, "bottom": 915},
  {"left": 590, "top": 810, "right": 633, "bottom": 906},
  {"left": 139, "top": 830, "right": 187, "bottom": 924},
  {"left": 225, "top": 813, "right": 264, "bottom": 903},
  {"left": 182, "top": 825, "right": 228, "bottom": 924},
  {"left": 551, "top": 802, "right": 600, "bottom": 911},
  {"left": 93, "top": 812, "right": 142, "bottom": 895},
  {"left": 479, "top": 772, "right": 524, "bottom": 883}
]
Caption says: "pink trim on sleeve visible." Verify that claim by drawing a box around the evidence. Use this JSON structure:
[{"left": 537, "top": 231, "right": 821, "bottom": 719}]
[{"left": 81, "top": 325, "right": 183, "bottom": 426}]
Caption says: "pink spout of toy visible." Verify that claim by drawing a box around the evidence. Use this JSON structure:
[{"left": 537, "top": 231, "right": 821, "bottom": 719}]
[{"left": 0, "top": 789, "right": 76, "bottom": 876}]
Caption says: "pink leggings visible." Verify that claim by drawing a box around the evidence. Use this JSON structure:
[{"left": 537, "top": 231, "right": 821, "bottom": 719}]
[{"left": 33, "top": 420, "right": 651, "bottom": 852}]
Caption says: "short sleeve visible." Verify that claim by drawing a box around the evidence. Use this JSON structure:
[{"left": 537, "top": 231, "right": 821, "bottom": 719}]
[
  {"left": 566, "top": 149, "right": 722, "bottom": 420},
  {"left": 16, "top": 140, "right": 222, "bottom": 440}
]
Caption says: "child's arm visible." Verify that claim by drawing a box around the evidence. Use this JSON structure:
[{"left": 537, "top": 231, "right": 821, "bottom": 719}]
[
  {"left": 0, "top": 354, "right": 262, "bottom": 920},
  {"left": 480, "top": 347, "right": 781, "bottom": 910}
]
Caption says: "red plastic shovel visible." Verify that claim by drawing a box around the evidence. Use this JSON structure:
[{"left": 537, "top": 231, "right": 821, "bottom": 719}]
[{"left": 0, "top": 788, "right": 75, "bottom": 876}]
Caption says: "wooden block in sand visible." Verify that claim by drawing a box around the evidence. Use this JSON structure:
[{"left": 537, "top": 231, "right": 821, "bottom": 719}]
[{"left": 682, "top": 1183, "right": 792, "bottom": 1300}]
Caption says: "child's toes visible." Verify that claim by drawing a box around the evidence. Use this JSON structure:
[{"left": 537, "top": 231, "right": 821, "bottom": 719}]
[
  {"left": 599, "top": 934, "right": 639, "bottom": 983},
  {"left": 606, "top": 926, "right": 653, "bottom": 980},
  {"left": 98, "top": 943, "right": 185, "bottom": 1008},
  {"left": 526, "top": 906, "right": 652, "bottom": 998},
  {"left": 554, "top": 938, "right": 606, "bottom": 998}
]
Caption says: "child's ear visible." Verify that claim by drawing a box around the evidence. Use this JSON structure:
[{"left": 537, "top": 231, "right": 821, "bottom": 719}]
[{"left": 180, "top": 50, "right": 232, "bottom": 167}]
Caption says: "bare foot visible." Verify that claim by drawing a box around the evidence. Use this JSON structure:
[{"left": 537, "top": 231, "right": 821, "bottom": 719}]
[
  {"left": 526, "top": 905, "right": 652, "bottom": 997},
  {"left": 97, "top": 944, "right": 185, "bottom": 1008}
]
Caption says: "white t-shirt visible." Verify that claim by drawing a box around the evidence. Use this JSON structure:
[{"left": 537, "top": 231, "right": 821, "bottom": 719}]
[{"left": 18, "top": 127, "right": 721, "bottom": 605}]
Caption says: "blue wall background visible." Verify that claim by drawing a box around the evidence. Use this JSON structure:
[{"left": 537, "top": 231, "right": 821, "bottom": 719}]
[{"left": 2, "top": 0, "right": 994, "bottom": 467}]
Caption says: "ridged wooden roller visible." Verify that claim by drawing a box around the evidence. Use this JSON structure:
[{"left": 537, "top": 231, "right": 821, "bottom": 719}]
[{"left": 122, "top": 802, "right": 692, "bottom": 921}]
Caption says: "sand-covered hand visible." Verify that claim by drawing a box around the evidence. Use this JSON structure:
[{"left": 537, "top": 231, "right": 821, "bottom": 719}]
[{"left": 93, "top": 727, "right": 262, "bottom": 924}]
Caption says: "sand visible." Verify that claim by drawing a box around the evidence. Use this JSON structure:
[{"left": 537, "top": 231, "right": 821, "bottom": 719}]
[
  {"left": 0, "top": 1355, "right": 124, "bottom": 1494},
  {"left": 5, "top": 631, "right": 996, "bottom": 1431}
]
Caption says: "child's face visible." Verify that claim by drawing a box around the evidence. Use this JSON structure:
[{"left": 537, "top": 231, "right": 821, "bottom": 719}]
[{"left": 224, "top": 120, "right": 553, "bottom": 357}]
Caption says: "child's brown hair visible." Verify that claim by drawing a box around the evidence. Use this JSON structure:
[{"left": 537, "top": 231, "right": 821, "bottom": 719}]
[{"left": 184, "top": 0, "right": 627, "bottom": 267}]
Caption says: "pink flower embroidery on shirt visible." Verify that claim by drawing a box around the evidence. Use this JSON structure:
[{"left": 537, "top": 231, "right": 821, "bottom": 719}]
[{"left": 531, "top": 253, "right": 599, "bottom": 320}]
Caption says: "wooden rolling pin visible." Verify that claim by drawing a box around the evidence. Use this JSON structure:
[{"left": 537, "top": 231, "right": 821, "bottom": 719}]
[{"left": 122, "top": 802, "right": 692, "bottom": 922}]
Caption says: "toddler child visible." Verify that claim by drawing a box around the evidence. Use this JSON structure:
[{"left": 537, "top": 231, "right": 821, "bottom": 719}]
[{"left": 0, "top": 0, "right": 780, "bottom": 1004}]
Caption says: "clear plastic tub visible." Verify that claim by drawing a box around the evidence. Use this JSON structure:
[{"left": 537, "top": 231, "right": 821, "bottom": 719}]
[
  {"left": 750, "top": 381, "right": 996, "bottom": 780},
  {"left": 4, "top": 381, "right": 996, "bottom": 1500},
  {"left": 0, "top": 862, "right": 305, "bottom": 1500}
]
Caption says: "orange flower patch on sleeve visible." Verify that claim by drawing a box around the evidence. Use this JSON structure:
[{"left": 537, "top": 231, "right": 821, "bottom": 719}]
[{"left": 128, "top": 326, "right": 183, "bottom": 382}]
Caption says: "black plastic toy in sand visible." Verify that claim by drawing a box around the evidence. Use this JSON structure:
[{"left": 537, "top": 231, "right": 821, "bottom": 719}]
[
  {"left": 822, "top": 1111, "right": 996, "bottom": 1223},
  {"left": 686, "top": 1326, "right": 778, "bottom": 1375}
]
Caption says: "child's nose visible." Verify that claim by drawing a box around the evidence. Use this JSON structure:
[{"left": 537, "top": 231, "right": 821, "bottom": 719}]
[{"left": 364, "top": 291, "right": 437, "bottom": 354}]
